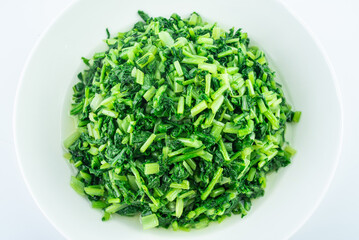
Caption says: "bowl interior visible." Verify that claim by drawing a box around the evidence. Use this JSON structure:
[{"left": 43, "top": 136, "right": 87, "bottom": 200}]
[{"left": 15, "top": 0, "right": 342, "bottom": 239}]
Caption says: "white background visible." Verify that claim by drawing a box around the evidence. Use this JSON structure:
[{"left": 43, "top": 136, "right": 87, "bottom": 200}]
[{"left": 1, "top": 0, "right": 358, "bottom": 239}]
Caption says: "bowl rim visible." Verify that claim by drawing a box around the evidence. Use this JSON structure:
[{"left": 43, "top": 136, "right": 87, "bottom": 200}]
[
  {"left": 13, "top": 0, "right": 344, "bottom": 239},
  {"left": 277, "top": 0, "right": 344, "bottom": 237}
]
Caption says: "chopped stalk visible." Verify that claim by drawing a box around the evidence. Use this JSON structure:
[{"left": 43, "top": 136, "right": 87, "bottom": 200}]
[
  {"left": 140, "top": 134, "right": 157, "bottom": 153},
  {"left": 201, "top": 168, "right": 223, "bottom": 200},
  {"left": 191, "top": 100, "right": 208, "bottom": 117}
]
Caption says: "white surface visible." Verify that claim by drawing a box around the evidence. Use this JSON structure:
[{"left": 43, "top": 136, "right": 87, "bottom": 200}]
[
  {"left": 1, "top": 0, "right": 358, "bottom": 239},
  {"left": 13, "top": 0, "right": 342, "bottom": 239}
]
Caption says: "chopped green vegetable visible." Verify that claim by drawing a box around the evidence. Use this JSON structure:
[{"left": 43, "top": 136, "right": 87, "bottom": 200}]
[
  {"left": 140, "top": 133, "right": 156, "bottom": 153},
  {"left": 65, "top": 11, "right": 300, "bottom": 231},
  {"left": 144, "top": 163, "right": 160, "bottom": 175},
  {"left": 201, "top": 167, "right": 223, "bottom": 200},
  {"left": 141, "top": 214, "right": 159, "bottom": 230},
  {"left": 191, "top": 100, "right": 208, "bottom": 117},
  {"left": 70, "top": 176, "right": 85, "bottom": 196}
]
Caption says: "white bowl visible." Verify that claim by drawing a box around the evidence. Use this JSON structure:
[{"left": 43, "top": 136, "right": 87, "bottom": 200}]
[{"left": 14, "top": 0, "right": 343, "bottom": 239}]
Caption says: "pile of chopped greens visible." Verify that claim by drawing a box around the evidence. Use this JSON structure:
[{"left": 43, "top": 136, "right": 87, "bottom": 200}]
[{"left": 64, "top": 11, "right": 301, "bottom": 230}]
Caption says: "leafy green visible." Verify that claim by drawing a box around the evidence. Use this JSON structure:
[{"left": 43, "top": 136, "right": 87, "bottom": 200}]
[{"left": 65, "top": 11, "right": 300, "bottom": 230}]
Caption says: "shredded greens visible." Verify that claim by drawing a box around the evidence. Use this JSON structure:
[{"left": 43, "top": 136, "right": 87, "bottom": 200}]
[{"left": 64, "top": 11, "right": 301, "bottom": 230}]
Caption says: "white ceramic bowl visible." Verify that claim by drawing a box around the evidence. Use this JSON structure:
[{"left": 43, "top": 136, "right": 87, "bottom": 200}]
[{"left": 14, "top": 0, "right": 343, "bottom": 239}]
